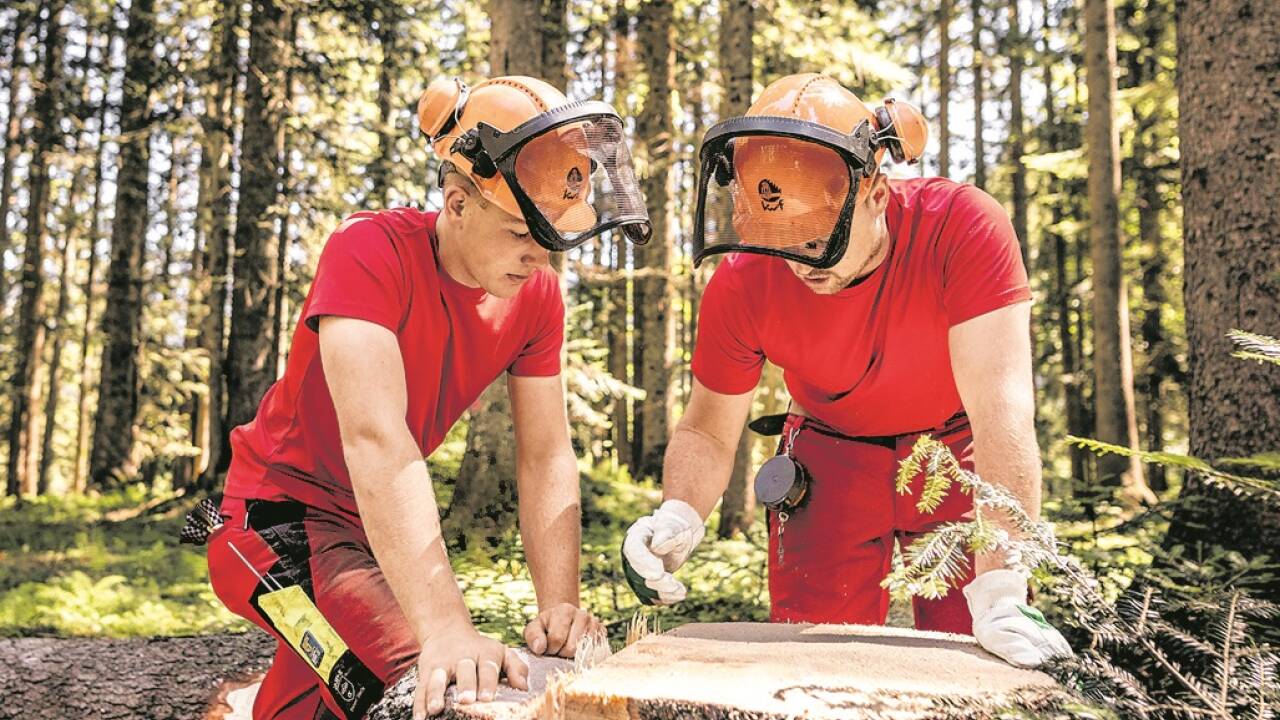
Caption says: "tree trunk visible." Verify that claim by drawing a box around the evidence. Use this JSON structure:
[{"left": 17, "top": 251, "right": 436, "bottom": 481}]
[
  {"left": 369, "top": 9, "right": 395, "bottom": 209},
  {"left": 37, "top": 225, "right": 76, "bottom": 495},
  {"left": 541, "top": 0, "right": 570, "bottom": 275},
  {"left": 89, "top": 0, "right": 157, "bottom": 487},
  {"left": 445, "top": 0, "right": 554, "bottom": 546},
  {"left": 716, "top": 0, "right": 755, "bottom": 538},
  {"left": 7, "top": 0, "right": 66, "bottom": 497},
  {"left": 0, "top": 11, "right": 31, "bottom": 315},
  {"left": 1083, "top": 0, "right": 1151, "bottom": 507},
  {"left": 270, "top": 16, "right": 297, "bottom": 382},
  {"left": 1007, "top": 0, "right": 1028, "bottom": 267},
  {"left": 607, "top": 1, "right": 634, "bottom": 472},
  {"left": 632, "top": 0, "right": 675, "bottom": 480},
  {"left": 1166, "top": 0, "right": 1280, "bottom": 605},
  {"left": 970, "top": 0, "right": 985, "bottom": 189},
  {"left": 937, "top": 0, "right": 951, "bottom": 177},
  {"left": 224, "top": 0, "right": 288, "bottom": 438},
  {"left": 73, "top": 24, "right": 117, "bottom": 495},
  {"left": 195, "top": 0, "right": 240, "bottom": 488}
]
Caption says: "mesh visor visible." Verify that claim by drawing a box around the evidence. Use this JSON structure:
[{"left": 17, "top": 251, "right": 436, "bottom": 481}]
[
  {"left": 697, "top": 134, "right": 857, "bottom": 268},
  {"left": 511, "top": 115, "right": 649, "bottom": 249}
]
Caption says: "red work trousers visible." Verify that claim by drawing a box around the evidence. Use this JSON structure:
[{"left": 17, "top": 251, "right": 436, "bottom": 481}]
[
  {"left": 767, "top": 412, "right": 976, "bottom": 634},
  {"left": 207, "top": 496, "right": 418, "bottom": 719}
]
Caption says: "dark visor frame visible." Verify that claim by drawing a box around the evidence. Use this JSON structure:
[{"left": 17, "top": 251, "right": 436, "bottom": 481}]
[
  {"left": 692, "top": 115, "right": 878, "bottom": 269},
  {"left": 463, "top": 99, "right": 653, "bottom": 252}
]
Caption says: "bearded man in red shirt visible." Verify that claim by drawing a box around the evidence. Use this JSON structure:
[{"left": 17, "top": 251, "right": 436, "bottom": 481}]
[
  {"left": 622, "top": 74, "right": 1071, "bottom": 668},
  {"left": 203, "top": 76, "right": 651, "bottom": 719}
]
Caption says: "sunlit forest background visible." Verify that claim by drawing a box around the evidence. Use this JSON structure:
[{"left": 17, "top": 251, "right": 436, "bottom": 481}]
[{"left": 0, "top": 0, "right": 1277, "bottom": 713}]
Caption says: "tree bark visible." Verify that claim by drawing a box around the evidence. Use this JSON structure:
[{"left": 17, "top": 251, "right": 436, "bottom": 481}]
[
  {"left": 937, "top": 0, "right": 951, "bottom": 177},
  {"left": 0, "top": 633, "right": 276, "bottom": 720},
  {"left": 716, "top": 0, "right": 755, "bottom": 538},
  {"left": 0, "top": 10, "right": 31, "bottom": 316},
  {"left": 89, "top": 0, "right": 157, "bottom": 487},
  {"left": 445, "top": 0, "right": 554, "bottom": 545},
  {"left": 1083, "top": 0, "right": 1151, "bottom": 507},
  {"left": 369, "top": 7, "right": 396, "bottom": 209},
  {"left": 1166, "top": 0, "right": 1280, "bottom": 604},
  {"left": 37, "top": 224, "right": 76, "bottom": 495},
  {"left": 73, "top": 23, "right": 117, "bottom": 495},
  {"left": 7, "top": 0, "right": 66, "bottom": 497},
  {"left": 1006, "top": 0, "right": 1028, "bottom": 267},
  {"left": 224, "top": 0, "right": 288, "bottom": 438},
  {"left": 607, "top": 1, "right": 634, "bottom": 472},
  {"left": 632, "top": 0, "right": 676, "bottom": 479},
  {"left": 970, "top": 0, "right": 985, "bottom": 189},
  {"left": 194, "top": 0, "right": 241, "bottom": 488}
]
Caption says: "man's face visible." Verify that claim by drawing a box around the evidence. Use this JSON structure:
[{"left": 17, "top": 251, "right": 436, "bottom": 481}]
[
  {"left": 783, "top": 177, "right": 888, "bottom": 295},
  {"left": 456, "top": 193, "right": 551, "bottom": 299}
]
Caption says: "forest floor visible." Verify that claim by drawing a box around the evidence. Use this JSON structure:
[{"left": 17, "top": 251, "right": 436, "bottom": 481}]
[{"left": 0, "top": 458, "right": 1161, "bottom": 644}]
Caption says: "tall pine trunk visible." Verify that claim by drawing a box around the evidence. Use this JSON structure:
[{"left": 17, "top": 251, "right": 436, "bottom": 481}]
[
  {"left": 224, "top": 0, "right": 287, "bottom": 439},
  {"left": 0, "top": 11, "right": 31, "bottom": 315},
  {"left": 1007, "top": 0, "right": 1028, "bottom": 266},
  {"left": 1083, "top": 0, "right": 1152, "bottom": 507},
  {"left": 607, "top": 2, "right": 634, "bottom": 472},
  {"left": 443, "top": 0, "right": 550, "bottom": 546},
  {"left": 937, "top": 0, "right": 951, "bottom": 177},
  {"left": 970, "top": 0, "right": 985, "bottom": 189},
  {"left": 89, "top": 0, "right": 156, "bottom": 487},
  {"left": 716, "top": 0, "right": 756, "bottom": 538},
  {"left": 7, "top": 0, "right": 65, "bottom": 496},
  {"left": 632, "top": 0, "right": 675, "bottom": 480},
  {"left": 194, "top": 0, "right": 240, "bottom": 487},
  {"left": 1166, "top": 0, "right": 1280, "bottom": 606}
]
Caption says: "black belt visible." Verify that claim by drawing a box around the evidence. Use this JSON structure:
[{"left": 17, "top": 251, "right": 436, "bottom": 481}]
[{"left": 748, "top": 411, "right": 969, "bottom": 449}]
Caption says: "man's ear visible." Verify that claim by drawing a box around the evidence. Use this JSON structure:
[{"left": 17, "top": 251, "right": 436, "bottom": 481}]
[
  {"left": 861, "top": 173, "right": 891, "bottom": 215},
  {"left": 442, "top": 183, "right": 468, "bottom": 221}
]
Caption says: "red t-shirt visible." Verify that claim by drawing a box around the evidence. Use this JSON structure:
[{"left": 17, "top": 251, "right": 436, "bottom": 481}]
[
  {"left": 223, "top": 208, "right": 564, "bottom": 520},
  {"left": 691, "top": 177, "right": 1031, "bottom": 436}
]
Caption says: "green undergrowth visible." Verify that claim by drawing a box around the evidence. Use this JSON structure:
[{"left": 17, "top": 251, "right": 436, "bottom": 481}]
[{"left": 0, "top": 462, "right": 772, "bottom": 643}]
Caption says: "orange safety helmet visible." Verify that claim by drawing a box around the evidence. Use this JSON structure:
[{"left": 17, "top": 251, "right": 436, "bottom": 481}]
[
  {"left": 417, "top": 76, "right": 651, "bottom": 251},
  {"left": 692, "top": 73, "right": 928, "bottom": 268}
]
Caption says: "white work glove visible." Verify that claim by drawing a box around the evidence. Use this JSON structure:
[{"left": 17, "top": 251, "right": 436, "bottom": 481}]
[
  {"left": 964, "top": 569, "right": 1073, "bottom": 668},
  {"left": 621, "top": 500, "right": 706, "bottom": 606}
]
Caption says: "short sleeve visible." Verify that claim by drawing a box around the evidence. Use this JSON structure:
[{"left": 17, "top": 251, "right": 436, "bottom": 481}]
[
  {"left": 691, "top": 262, "right": 766, "bottom": 395},
  {"left": 303, "top": 217, "right": 409, "bottom": 333},
  {"left": 938, "top": 186, "right": 1032, "bottom": 326},
  {"left": 508, "top": 271, "right": 565, "bottom": 377}
]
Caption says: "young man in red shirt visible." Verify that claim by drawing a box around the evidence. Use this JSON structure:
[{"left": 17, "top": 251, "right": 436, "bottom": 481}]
[
  {"left": 204, "top": 76, "right": 651, "bottom": 719},
  {"left": 623, "top": 74, "right": 1071, "bottom": 667}
]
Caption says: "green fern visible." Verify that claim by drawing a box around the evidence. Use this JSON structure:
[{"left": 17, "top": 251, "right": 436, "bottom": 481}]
[
  {"left": 1228, "top": 329, "right": 1280, "bottom": 366},
  {"left": 1067, "top": 436, "right": 1279, "bottom": 496}
]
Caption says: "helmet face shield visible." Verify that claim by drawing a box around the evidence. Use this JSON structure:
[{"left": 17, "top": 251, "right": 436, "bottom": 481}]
[
  {"left": 475, "top": 101, "right": 652, "bottom": 251},
  {"left": 693, "top": 116, "right": 876, "bottom": 269}
]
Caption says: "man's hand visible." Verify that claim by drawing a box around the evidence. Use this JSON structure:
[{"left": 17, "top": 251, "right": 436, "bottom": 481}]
[
  {"left": 622, "top": 500, "right": 706, "bottom": 605},
  {"left": 964, "top": 569, "right": 1072, "bottom": 668},
  {"left": 523, "top": 603, "right": 604, "bottom": 658},
  {"left": 414, "top": 620, "right": 529, "bottom": 718}
]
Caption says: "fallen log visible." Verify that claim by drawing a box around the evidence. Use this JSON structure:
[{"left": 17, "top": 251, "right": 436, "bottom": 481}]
[{"left": 0, "top": 632, "right": 275, "bottom": 720}]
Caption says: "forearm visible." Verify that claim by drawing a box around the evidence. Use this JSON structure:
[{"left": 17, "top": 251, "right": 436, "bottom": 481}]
[
  {"left": 968, "top": 397, "right": 1043, "bottom": 574},
  {"left": 347, "top": 431, "right": 470, "bottom": 643},
  {"left": 662, "top": 422, "right": 737, "bottom": 519},
  {"left": 518, "top": 450, "right": 581, "bottom": 609}
]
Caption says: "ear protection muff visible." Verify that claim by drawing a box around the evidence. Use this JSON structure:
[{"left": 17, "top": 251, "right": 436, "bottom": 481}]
[
  {"left": 418, "top": 77, "right": 500, "bottom": 181},
  {"left": 417, "top": 77, "right": 468, "bottom": 141},
  {"left": 871, "top": 97, "right": 927, "bottom": 165}
]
